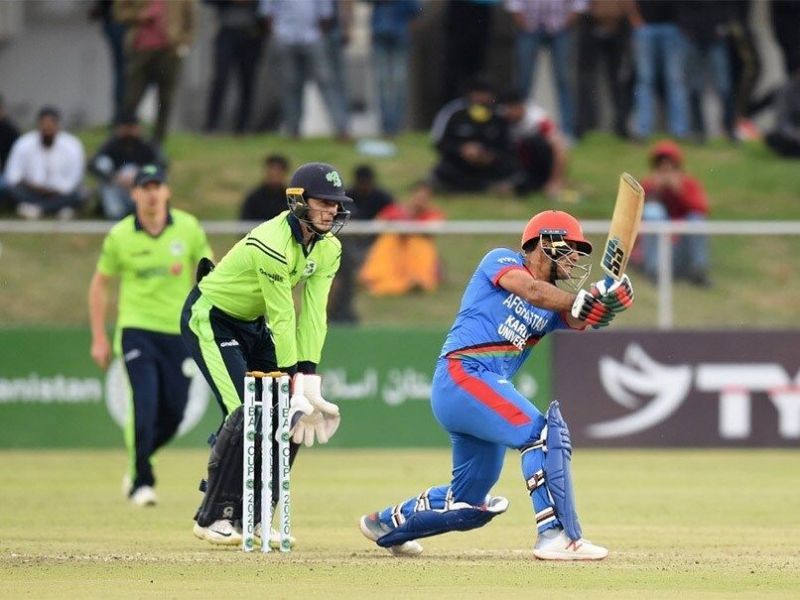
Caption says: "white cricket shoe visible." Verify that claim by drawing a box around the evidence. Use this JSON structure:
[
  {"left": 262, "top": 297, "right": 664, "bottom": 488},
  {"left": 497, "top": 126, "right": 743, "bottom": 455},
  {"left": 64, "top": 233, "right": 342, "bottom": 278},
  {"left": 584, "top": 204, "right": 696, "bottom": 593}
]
[
  {"left": 359, "top": 513, "right": 424, "bottom": 557},
  {"left": 533, "top": 527, "right": 608, "bottom": 561},
  {"left": 193, "top": 519, "right": 242, "bottom": 546},
  {"left": 129, "top": 485, "right": 157, "bottom": 507},
  {"left": 253, "top": 523, "right": 296, "bottom": 550}
]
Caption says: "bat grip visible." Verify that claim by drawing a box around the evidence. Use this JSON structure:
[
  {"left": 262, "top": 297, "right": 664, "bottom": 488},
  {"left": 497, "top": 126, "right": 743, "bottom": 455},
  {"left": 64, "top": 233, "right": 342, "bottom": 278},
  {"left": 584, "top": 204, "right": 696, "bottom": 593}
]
[{"left": 604, "top": 275, "right": 614, "bottom": 286}]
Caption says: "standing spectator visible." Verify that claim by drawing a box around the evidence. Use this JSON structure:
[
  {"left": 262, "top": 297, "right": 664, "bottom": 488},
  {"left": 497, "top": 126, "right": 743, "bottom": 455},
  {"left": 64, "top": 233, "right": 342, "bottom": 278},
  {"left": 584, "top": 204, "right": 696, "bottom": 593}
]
[
  {"left": 0, "top": 96, "right": 20, "bottom": 209},
  {"left": 258, "top": 0, "right": 350, "bottom": 140},
  {"left": 322, "top": 0, "right": 353, "bottom": 140},
  {"left": 430, "top": 80, "right": 517, "bottom": 194},
  {"left": 327, "top": 164, "right": 394, "bottom": 324},
  {"left": 725, "top": 0, "right": 761, "bottom": 141},
  {"left": 498, "top": 90, "right": 568, "bottom": 198},
  {"left": 442, "top": 0, "right": 496, "bottom": 104},
  {"left": 89, "top": 165, "right": 213, "bottom": 506},
  {"left": 204, "top": 0, "right": 264, "bottom": 134},
  {"left": 505, "top": 0, "right": 579, "bottom": 139},
  {"left": 639, "top": 141, "right": 710, "bottom": 287},
  {"left": 116, "top": 0, "right": 197, "bottom": 144},
  {"left": 239, "top": 153, "right": 291, "bottom": 221},
  {"left": 3, "top": 106, "right": 85, "bottom": 220},
  {"left": 677, "top": 1, "right": 736, "bottom": 142},
  {"left": 89, "top": 1, "right": 128, "bottom": 125},
  {"left": 764, "top": 70, "right": 800, "bottom": 158},
  {"left": 367, "top": 0, "right": 422, "bottom": 137},
  {"left": 771, "top": 0, "right": 800, "bottom": 78},
  {"left": 574, "top": 0, "right": 636, "bottom": 139},
  {"left": 89, "top": 114, "right": 162, "bottom": 220},
  {"left": 358, "top": 180, "right": 445, "bottom": 296},
  {"left": 631, "top": 1, "right": 689, "bottom": 139}
]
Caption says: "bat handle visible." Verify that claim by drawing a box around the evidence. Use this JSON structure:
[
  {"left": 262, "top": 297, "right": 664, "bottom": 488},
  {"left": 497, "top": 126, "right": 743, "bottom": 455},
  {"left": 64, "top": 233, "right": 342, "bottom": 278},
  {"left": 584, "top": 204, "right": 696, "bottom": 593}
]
[{"left": 604, "top": 275, "right": 614, "bottom": 287}]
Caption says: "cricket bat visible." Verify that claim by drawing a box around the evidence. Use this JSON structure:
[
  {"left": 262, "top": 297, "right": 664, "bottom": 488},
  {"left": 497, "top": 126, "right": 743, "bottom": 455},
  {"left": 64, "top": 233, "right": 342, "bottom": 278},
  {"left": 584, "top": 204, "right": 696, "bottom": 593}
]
[{"left": 601, "top": 173, "right": 645, "bottom": 285}]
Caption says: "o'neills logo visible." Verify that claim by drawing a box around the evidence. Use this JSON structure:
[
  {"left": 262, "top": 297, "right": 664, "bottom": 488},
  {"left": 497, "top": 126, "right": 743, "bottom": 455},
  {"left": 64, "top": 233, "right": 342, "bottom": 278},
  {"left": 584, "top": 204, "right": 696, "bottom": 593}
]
[{"left": 588, "top": 343, "right": 800, "bottom": 441}]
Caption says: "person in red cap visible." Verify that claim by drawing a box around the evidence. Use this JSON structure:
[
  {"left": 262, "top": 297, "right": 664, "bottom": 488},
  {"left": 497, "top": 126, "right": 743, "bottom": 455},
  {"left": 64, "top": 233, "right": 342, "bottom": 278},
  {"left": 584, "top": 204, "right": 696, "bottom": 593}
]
[
  {"left": 640, "top": 140, "right": 710, "bottom": 287},
  {"left": 360, "top": 210, "right": 635, "bottom": 560}
]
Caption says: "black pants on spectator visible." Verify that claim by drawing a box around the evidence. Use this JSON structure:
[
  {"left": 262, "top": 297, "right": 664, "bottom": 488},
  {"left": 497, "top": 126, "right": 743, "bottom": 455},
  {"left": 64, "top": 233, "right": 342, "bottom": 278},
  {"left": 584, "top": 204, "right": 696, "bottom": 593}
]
[
  {"left": 575, "top": 19, "right": 633, "bottom": 138},
  {"left": 123, "top": 49, "right": 182, "bottom": 143},
  {"left": 432, "top": 158, "right": 517, "bottom": 193},
  {"left": 205, "top": 27, "right": 263, "bottom": 133},
  {"left": 515, "top": 135, "right": 554, "bottom": 194}
]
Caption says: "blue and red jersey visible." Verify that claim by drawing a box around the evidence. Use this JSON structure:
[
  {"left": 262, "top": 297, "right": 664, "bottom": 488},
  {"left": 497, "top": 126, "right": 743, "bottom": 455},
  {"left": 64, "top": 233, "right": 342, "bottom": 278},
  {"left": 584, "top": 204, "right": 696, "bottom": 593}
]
[{"left": 440, "top": 248, "right": 570, "bottom": 378}]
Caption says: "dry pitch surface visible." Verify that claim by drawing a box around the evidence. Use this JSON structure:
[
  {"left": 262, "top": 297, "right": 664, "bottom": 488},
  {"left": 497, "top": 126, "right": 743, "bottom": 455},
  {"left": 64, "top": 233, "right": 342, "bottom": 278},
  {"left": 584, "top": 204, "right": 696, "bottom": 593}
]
[{"left": 1, "top": 448, "right": 798, "bottom": 598}]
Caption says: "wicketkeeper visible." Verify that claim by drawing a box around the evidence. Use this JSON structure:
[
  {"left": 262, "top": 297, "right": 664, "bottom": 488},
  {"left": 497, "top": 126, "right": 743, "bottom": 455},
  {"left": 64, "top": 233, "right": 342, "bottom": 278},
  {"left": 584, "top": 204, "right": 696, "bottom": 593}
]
[
  {"left": 360, "top": 210, "right": 634, "bottom": 560},
  {"left": 181, "top": 162, "right": 351, "bottom": 547}
]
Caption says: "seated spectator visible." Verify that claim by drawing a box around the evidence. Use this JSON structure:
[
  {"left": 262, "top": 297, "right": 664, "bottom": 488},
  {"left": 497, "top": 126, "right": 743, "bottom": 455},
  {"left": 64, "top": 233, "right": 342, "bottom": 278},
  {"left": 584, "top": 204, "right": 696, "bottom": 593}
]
[
  {"left": 358, "top": 181, "right": 445, "bottom": 296},
  {"left": 240, "top": 154, "right": 290, "bottom": 221},
  {"left": 429, "top": 79, "right": 517, "bottom": 194},
  {"left": 348, "top": 164, "right": 395, "bottom": 221},
  {"left": 638, "top": 140, "right": 710, "bottom": 287},
  {"left": 89, "top": 114, "right": 162, "bottom": 220},
  {"left": 327, "top": 164, "right": 395, "bottom": 323},
  {"left": 498, "top": 90, "right": 569, "bottom": 198},
  {"left": 764, "top": 70, "right": 800, "bottom": 158},
  {"left": 0, "top": 96, "right": 20, "bottom": 212},
  {"left": 3, "top": 106, "right": 85, "bottom": 220}
]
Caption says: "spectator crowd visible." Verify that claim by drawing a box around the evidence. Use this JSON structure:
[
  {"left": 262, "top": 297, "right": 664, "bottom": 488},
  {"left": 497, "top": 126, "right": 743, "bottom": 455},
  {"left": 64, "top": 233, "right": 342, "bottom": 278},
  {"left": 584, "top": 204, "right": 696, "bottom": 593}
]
[{"left": 2, "top": 0, "right": 799, "bottom": 295}]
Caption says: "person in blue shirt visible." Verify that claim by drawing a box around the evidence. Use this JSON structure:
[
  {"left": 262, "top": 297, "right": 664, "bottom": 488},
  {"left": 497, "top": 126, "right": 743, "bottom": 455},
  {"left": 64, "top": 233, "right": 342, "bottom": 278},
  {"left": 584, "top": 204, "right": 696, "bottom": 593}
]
[{"left": 359, "top": 209, "right": 634, "bottom": 560}]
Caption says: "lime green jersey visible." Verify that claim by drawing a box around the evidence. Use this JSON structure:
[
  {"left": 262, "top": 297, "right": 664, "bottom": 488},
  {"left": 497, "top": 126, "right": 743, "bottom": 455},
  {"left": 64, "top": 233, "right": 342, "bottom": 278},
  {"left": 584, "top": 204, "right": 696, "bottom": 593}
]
[
  {"left": 198, "top": 211, "right": 341, "bottom": 368},
  {"left": 97, "top": 209, "right": 212, "bottom": 337}
]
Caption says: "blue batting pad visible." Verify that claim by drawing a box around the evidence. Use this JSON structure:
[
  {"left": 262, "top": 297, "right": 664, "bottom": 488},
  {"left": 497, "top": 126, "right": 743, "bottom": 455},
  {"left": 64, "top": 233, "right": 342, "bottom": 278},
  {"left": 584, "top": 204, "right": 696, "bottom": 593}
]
[{"left": 544, "top": 400, "right": 582, "bottom": 540}]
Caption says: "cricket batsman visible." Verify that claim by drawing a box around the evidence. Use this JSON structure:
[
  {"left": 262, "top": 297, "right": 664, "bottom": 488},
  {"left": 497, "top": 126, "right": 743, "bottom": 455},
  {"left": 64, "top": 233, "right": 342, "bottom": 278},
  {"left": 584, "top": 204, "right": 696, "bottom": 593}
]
[
  {"left": 181, "top": 162, "right": 351, "bottom": 547},
  {"left": 360, "top": 210, "right": 634, "bottom": 559}
]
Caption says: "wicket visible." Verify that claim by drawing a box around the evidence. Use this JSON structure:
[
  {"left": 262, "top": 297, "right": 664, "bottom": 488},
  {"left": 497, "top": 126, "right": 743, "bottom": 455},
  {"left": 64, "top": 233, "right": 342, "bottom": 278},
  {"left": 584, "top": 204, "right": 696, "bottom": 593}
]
[{"left": 242, "top": 371, "right": 291, "bottom": 553}]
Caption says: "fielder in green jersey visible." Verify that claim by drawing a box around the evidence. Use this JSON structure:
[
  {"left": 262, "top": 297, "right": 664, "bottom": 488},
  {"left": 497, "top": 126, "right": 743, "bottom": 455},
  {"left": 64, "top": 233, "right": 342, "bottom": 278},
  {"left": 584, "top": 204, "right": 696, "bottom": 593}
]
[
  {"left": 181, "top": 162, "right": 352, "bottom": 547},
  {"left": 89, "top": 165, "right": 212, "bottom": 507}
]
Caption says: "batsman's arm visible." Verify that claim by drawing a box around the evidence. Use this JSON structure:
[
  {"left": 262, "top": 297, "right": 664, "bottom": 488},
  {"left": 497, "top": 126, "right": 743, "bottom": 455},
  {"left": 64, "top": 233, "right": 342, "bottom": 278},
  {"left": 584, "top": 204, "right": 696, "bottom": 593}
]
[
  {"left": 88, "top": 271, "right": 113, "bottom": 369},
  {"left": 497, "top": 269, "right": 585, "bottom": 328}
]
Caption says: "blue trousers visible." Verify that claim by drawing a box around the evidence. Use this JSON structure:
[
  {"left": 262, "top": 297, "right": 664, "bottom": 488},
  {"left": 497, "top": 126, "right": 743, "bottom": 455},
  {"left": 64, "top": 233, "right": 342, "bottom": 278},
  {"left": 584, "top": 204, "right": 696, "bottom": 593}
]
[
  {"left": 121, "top": 328, "right": 191, "bottom": 491},
  {"left": 377, "top": 358, "right": 560, "bottom": 535}
]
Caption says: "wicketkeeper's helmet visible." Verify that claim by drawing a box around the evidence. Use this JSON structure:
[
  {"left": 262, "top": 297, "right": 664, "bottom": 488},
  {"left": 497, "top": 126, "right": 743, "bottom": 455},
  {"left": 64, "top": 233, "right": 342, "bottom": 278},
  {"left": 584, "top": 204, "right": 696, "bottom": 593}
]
[{"left": 286, "top": 162, "right": 353, "bottom": 235}]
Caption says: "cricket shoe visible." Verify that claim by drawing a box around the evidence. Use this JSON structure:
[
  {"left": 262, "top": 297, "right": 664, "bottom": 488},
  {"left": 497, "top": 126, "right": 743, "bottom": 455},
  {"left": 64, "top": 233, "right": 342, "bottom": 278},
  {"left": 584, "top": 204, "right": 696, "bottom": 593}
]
[
  {"left": 193, "top": 519, "right": 242, "bottom": 546},
  {"left": 129, "top": 485, "right": 157, "bottom": 507},
  {"left": 359, "top": 513, "right": 423, "bottom": 557},
  {"left": 254, "top": 523, "right": 296, "bottom": 550},
  {"left": 533, "top": 527, "right": 608, "bottom": 561}
]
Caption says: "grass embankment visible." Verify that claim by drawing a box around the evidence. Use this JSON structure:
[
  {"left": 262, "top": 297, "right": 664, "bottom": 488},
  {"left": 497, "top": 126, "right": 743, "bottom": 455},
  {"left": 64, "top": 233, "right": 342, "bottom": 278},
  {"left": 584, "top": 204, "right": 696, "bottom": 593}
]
[{"left": 1, "top": 132, "right": 799, "bottom": 327}]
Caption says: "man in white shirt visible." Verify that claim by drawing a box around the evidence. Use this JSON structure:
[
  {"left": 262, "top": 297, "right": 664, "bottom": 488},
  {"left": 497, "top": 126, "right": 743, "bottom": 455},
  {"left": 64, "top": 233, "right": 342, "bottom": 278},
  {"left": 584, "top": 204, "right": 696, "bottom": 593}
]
[{"left": 4, "top": 106, "right": 85, "bottom": 220}]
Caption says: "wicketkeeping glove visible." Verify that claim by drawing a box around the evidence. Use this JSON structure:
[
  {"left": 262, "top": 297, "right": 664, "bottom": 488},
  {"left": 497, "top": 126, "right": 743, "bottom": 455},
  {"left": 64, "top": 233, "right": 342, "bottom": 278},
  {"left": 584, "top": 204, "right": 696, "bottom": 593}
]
[
  {"left": 288, "top": 374, "right": 340, "bottom": 447},
  {"left": 593, "top": 274, "right": 634, "bottom": 312},
  {"left": 571, "top": 288, "right": 617, "bottom": 328}
]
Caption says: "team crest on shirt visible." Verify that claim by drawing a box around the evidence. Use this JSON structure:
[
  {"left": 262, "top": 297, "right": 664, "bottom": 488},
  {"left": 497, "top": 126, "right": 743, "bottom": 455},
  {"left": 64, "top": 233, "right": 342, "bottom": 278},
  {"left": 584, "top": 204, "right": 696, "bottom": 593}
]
[
  {"left": 303, "top": 260, "right": 317, "bottom": 278},
  {"left": 170, "top": 240, "right": 185, "bottom": 256}
]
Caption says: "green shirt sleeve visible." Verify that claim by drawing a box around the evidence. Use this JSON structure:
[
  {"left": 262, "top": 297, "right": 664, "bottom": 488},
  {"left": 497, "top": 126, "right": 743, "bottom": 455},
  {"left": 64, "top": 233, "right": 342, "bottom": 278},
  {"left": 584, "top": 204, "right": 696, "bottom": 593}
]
[
  {"left": 96, "top": 231, "right": 120, "bottom": 276},
  {"left": 297, "top": 244, "right": 341, "bottom": 364},
  {"left": 255, "top": 245, "right": 299, "bottom": 369},
  {"left": 192, "top": 220, "right": 213, "bottom": 264}
]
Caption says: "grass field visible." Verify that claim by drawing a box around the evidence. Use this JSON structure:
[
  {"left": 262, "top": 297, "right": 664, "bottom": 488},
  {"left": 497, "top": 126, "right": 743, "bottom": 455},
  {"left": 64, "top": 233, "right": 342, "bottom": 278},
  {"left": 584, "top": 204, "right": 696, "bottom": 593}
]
[
  {"left": 2, "top": 132, "right": 800, "bottom": 328},
  {"left": 2, "top": 448, "right": 799, "bottom": 598}
]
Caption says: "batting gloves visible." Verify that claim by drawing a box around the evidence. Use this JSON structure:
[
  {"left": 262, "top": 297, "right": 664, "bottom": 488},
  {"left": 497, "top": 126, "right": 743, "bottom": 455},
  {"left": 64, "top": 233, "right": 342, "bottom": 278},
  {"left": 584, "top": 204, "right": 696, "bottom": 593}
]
[
  {"left": 571, "top": 289, "right": 617, "bottom": 328},
  {"left": 593, "top": 274, "right": 635, "bottom": 312}
]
